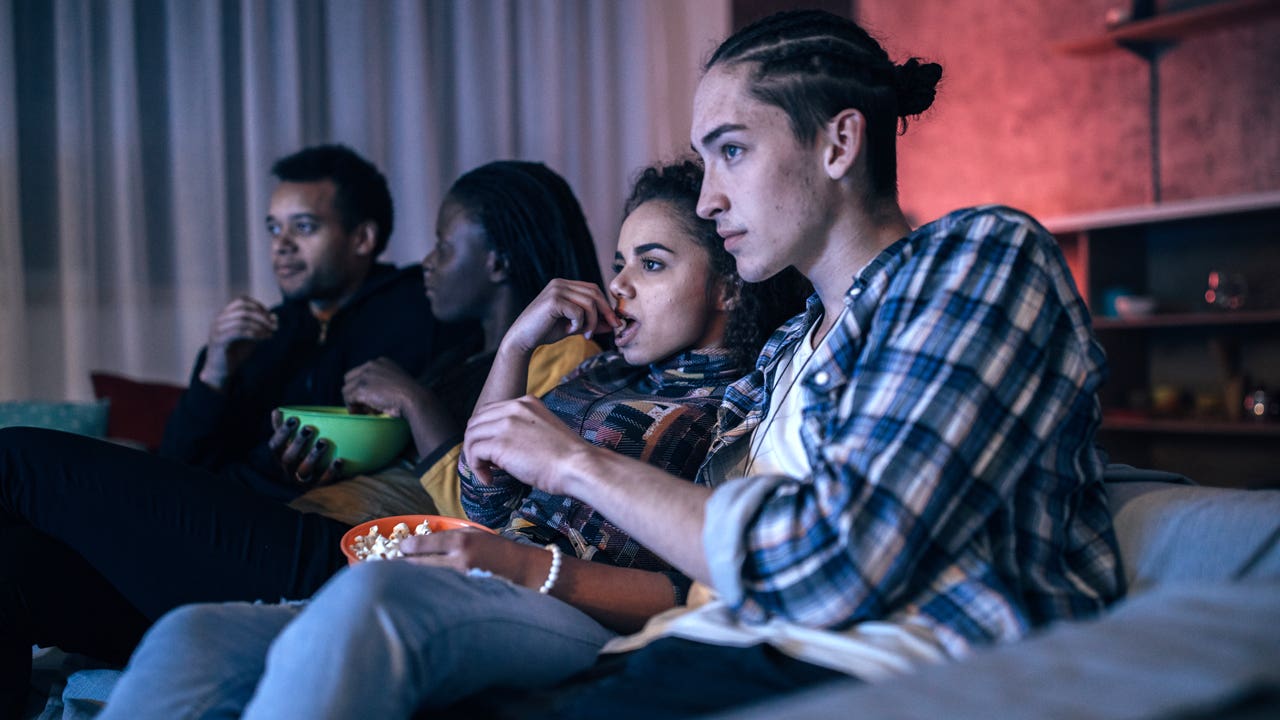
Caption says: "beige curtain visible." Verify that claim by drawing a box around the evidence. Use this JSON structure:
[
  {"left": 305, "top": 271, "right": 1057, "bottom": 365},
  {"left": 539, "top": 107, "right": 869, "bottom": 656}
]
[{"left": 0, "top": 0, "right": 730, "bottom": 401}]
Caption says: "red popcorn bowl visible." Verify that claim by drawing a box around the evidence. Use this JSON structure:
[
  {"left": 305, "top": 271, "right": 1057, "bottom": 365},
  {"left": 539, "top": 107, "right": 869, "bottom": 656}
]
[{"left": 340, "top": 514, "right": 496, "bottom": 565}]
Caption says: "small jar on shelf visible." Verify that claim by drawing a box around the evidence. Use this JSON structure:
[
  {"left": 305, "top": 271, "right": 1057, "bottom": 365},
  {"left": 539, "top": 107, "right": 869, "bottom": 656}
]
[
  {"left": 1243, "top": 386, "right": 1279, "bottom": 422},
  {"left": 1204, "top": 269, "right": 1248, "bottom": 312}
]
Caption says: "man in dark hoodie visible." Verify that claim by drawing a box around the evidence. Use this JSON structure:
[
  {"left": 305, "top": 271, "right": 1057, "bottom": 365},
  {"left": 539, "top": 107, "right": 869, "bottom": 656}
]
[
  {"left": 0, "top": 146, "right": 471, "bottom": 716},
  {"left": 160, "top": 144, "right": 467, "bottom": 497}
]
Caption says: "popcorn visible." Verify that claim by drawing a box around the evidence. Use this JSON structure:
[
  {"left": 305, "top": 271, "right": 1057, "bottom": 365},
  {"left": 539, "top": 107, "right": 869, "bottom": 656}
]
[{"left": 349, "top": 519, "right": 432, "bottom": 561}]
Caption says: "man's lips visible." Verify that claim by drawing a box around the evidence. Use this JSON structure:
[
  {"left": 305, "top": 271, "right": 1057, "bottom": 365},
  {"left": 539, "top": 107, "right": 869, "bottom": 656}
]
[
  {"left": 274, "top": 264, "right": 305, "bottom": 279},
  {"left": 718, "top": 228, "right": 746, "bottom": 251}
]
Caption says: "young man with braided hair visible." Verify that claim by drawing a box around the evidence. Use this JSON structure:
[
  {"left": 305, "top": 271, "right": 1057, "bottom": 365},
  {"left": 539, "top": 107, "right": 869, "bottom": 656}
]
[{"left": 459, "top": 9, "right": 1123, "bottom": 718}]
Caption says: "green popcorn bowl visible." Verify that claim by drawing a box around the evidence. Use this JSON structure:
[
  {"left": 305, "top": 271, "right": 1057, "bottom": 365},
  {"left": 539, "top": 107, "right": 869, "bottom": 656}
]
[{"left": 277, "top": 405, "right": 411, "bottom": 475}]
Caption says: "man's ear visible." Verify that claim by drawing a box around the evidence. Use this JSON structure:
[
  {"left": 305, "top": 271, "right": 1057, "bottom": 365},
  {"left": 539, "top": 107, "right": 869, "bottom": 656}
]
[
  {"left": 821, "top": 108, "right": 865, "bottom": 181},
  {"left": 351, "top": 221, "right": 379, "bottom": 257},
  {"left": 486, "top": 250, "right": 510, "bottom": 283}
]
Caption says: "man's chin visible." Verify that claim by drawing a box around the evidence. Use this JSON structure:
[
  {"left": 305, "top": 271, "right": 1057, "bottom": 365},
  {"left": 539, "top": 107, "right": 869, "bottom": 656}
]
[
  {"left": 278, "top": 283, "right": 308, "bottom": 302},
  {"left": 737, "top": 262, "right": 775, "bottom": 285}
]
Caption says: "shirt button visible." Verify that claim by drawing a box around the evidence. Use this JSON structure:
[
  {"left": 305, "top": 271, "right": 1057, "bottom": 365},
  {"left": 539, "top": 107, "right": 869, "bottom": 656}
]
[
  {"left": 848, "top": 286, "right": 862, "bottom": 296},
  {"left": 813, "top": 371, "right": 830, "bottom": 385}
]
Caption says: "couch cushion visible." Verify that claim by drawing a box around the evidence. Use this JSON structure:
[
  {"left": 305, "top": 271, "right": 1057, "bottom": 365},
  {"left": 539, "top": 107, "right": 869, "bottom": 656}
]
[
  {"left": 1107, "top": 480, "right": 1280, "bottom": 592},
  {"left": 89, "top": 372, "right": 185, "bottom": 451},
  {"left": 0, "top": 400, "right": 109, "bottom": 438},
  {"left": 712, "top": 580, "right": 1280, "bottom": 720}
]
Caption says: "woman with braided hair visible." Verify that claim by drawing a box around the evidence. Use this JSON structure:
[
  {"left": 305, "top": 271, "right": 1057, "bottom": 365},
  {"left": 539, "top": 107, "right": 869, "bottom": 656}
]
[{"left": 279, "top": 160, "right": 609, "bottom": 514}]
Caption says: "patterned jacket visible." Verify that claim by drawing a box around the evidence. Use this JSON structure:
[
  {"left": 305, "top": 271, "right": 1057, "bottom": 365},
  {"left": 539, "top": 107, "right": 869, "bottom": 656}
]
[{"left": 461, "top": 348, "right": 747, "bottom": 588}]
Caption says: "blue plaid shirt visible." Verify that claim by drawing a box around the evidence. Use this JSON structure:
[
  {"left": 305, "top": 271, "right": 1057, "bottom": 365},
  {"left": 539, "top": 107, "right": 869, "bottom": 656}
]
[{"left": 700, "top": 206, "right": 1124, "bottom": 657}]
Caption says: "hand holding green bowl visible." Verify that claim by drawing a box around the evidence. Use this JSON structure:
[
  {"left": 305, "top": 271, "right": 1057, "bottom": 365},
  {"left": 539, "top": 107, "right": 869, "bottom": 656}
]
[{"left": 276, "top": 405, "right": 410, "bottom": 475}]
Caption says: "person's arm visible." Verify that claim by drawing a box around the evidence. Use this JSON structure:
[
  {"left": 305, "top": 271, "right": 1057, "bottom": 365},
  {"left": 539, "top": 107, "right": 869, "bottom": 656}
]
[
  {"left": 342, "top": 358, "right": 457, "bottom": 458},
  {"left": 464, "top": 394, "right": 716, "bottom": 582},
  {"left": 160, "top": 298, "right": 279, "bottom": 467},
  {"left": 455, "top": 279, "right": 618, "bottom": 514},
  {"left": 475, "top": 279, "right": 618, "bottom": 412},
  {"left": 399, "top": 529, "right": 679, "bottom": 633}
]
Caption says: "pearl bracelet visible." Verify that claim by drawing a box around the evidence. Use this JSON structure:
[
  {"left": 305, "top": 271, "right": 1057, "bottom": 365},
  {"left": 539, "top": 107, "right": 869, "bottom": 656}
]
[{"left": 538, "top": 543, "right": 562, "bottom": 594}]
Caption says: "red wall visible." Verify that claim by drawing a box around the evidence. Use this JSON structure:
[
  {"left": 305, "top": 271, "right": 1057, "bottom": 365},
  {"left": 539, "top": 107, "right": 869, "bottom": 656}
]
[{"left": 856, "top": 0, "right": 1280, "bottom": 224}]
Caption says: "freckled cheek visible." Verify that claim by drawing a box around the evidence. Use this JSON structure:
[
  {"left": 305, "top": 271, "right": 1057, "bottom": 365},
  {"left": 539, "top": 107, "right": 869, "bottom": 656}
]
[
  {"left": 638, "top": 293, "right": 676, "bottom": 329},
  {"left": 671, "top": 287, "right": 705, "bottom": 318}
]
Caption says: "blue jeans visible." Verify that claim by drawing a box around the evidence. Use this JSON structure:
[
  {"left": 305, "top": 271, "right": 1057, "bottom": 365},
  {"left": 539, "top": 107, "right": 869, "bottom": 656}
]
[{"left": 100, "top": 562, "right": 616, "bottom": 719}]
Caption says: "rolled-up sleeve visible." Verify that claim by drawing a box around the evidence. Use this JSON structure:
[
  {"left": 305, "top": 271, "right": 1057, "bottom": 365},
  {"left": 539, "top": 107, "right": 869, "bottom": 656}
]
[{"left": 704, "top": 472, "right": 795, "bottom": 607}]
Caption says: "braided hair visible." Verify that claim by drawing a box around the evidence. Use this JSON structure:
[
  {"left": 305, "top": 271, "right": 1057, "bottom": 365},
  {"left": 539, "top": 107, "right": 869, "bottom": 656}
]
[
  {"left": 706, "top": 10, "right": 942, "bottom": 206},
  {"left": 624, "top": 159, "right": 810, "bottom": 367},
  {"left": 445, "top": 161, "right": 604, "bottom": 308},
  {"left": 272, "top": 144, "right": 395, "bottom": 256}
]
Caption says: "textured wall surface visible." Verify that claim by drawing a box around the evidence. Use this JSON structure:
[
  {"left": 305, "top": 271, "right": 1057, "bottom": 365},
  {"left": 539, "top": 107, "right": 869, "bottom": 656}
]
[{"left": 856, "top": 0, "right": 1280, "bottom": 224}]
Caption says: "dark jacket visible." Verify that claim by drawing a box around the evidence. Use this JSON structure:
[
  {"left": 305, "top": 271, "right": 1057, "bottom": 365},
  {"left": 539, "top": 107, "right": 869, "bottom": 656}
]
[{"left": 160, "top": 263, "right": 476, "bottom": 494}]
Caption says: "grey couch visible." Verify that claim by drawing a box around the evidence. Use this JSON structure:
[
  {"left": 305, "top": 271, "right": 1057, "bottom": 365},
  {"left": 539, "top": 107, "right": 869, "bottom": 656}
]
[
  {"left": 716, "top": 475, "right": 1280, "bottom": 719},
  {"left": 30, "top": 472, "right": 1280, "bottom": 718}
]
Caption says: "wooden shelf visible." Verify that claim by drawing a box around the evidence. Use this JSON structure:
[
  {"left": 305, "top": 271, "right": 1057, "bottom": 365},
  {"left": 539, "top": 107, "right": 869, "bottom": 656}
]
[
  {"left": 1042, "top": 189, "right": 1280, "bottom": 234},
  {"left": 1053, "top": 0, "right": 1280, "bottom": 56},
  {"left": 1102, "top": 415, "right": 1280, "bottom": 436},
  {"left": 1094, "top": 308, "right": 1280, "bottom": 330}
]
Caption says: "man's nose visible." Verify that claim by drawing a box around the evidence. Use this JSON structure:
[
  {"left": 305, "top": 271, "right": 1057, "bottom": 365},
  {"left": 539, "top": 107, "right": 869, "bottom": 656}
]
[
  {"left": 696, "top": 177, "right": 726, "bottom": 220},
  {"left": 272, "top": 233, "right": 297, "bottom": 254}
]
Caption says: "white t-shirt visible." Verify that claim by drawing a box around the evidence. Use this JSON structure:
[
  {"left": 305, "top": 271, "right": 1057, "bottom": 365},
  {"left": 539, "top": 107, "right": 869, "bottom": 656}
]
[{"left": 741, "top": 316, "right": 827, "bottom": 478}]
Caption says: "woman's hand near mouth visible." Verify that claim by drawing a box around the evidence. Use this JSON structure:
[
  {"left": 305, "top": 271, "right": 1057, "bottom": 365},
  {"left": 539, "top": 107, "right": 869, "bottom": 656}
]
[
  {"left": 473, "top": 279, "right": 620, "bottom": 421},
  {"left": 501, "top": 279, "right": 621, "bottom": 356}
]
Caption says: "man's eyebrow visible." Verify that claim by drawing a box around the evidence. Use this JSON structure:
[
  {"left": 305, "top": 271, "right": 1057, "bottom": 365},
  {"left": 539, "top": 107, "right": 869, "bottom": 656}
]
[
  {"left": 697, "top": 123, "right": 747, "bottom": 149},
  {"left": 266, "top": 212, "right": 321, "bottom": 222}
]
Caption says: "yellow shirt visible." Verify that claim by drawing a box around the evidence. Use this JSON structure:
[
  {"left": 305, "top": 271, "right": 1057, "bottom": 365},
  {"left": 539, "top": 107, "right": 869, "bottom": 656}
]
[{"left": 417, "top": 335, "right": 601, "bottom": 517}]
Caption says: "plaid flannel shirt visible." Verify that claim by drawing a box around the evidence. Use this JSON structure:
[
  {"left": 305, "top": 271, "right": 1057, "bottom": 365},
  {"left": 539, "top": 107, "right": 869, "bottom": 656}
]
[{"left": 700, "top": 206, "right": 1124, "bottom": 657}]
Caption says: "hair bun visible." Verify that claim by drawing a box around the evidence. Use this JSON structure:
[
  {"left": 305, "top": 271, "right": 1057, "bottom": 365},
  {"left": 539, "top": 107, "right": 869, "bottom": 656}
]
[{"left": 893, "top": 58, "right": 942, "bottom": 117}]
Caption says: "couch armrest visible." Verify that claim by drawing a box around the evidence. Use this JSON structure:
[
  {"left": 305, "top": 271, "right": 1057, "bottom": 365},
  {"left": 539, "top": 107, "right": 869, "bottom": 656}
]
[
  {"left": 712, "top": 580, "right": 1280, "bottom": 720},
  {"left": 1105, "top": 481, "right": 1280, "bottom": 592}
]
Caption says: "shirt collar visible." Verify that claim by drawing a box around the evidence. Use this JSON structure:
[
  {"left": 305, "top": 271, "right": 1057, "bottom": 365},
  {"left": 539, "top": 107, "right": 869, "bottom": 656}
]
[{"left": 647, "top": 347, "right": 747, "bottom": 388}]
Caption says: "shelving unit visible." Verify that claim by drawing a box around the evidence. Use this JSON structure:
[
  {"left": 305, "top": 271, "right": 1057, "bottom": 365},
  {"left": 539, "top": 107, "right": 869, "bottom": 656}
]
[
  {"left": 1045, "top": 191, "right": 1280, "bottom": 489},
  {"left": 1053, "top": 0, "right": 1280, "bottom": 56},
  {"left": 1101, "top": 416, "right": 1280, "bottom": 438},
  {"left": 1053, "top": 0, "right": 1280, "bottom": 205},
  {"left": 1092, "top": 308, "right": 1280, "bottom": 330}
]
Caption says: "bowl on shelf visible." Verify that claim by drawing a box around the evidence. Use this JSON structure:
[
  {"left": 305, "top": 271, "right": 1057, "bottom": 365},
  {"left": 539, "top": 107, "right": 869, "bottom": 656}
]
[
  {"left": 1113, "top": 294, "right": 1157, "bottom": 318},
  {"left": 340, "top": 514, "right": 496, "bottom": 564},
  {"left": 276, "top": 405, "right": 410, "bottom": 475}
]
